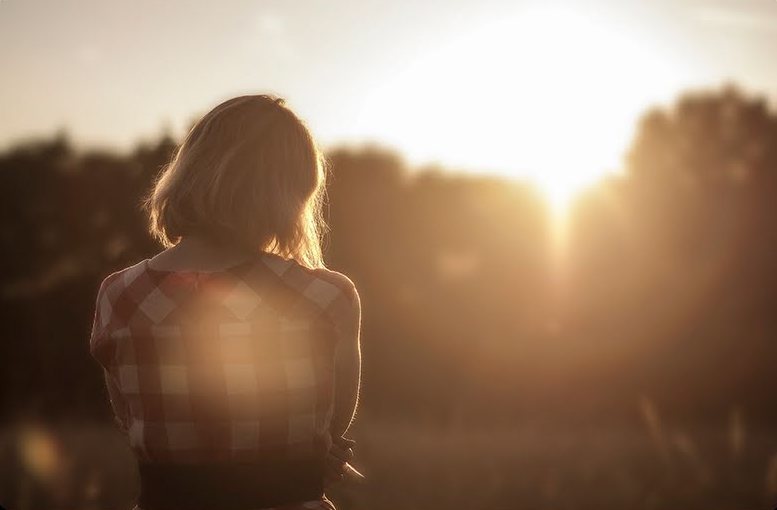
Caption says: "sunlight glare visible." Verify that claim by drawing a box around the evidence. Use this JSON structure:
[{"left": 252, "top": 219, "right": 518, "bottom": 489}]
[{"left": 356, "top": 6, "right": 686, "bottom": 216}]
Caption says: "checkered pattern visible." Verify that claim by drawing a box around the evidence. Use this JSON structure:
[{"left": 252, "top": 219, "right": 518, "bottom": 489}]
[{"left": 90, "top": 254, "right": 359, "bottom": 464}]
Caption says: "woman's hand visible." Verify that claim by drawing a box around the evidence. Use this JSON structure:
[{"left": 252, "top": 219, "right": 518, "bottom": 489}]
[{"left": 324, "top": 437, "right": 357, "bottom": 487}]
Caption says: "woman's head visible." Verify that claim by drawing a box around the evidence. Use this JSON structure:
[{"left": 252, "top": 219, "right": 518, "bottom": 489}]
[{"left": 145, "top": 94, "right": 327, "bottom": 268}]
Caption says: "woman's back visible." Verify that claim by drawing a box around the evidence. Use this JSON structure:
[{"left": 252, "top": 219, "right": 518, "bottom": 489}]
[
  {"left": 90, "top": 247, "right": 358, "bottom": 508},
  {"left": 90, "top": 94, "right": 362, "bottom": 510}
]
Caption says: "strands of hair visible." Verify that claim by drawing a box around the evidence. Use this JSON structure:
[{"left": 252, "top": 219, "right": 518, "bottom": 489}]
[{"left": 144, "top": 95, "right": 328, "bottom": 269}]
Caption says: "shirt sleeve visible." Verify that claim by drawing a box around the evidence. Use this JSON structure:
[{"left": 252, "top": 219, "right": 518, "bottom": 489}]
[
  {"left": 314, "top": 269, "right": 361, "bottom": 346},
  {"left": 103, "top": 369, "right": 130, "bottom": 433},
  {"left": 314, "top": 270, "right": 361, "bottom": 437},
  {"left": 90, "top": 276, "right": 131, "bottom": 434},
  {"left": 89, "top": 277, "right": 111, "bottom": 354}
]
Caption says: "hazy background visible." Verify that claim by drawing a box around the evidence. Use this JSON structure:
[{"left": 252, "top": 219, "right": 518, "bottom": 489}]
[
  {"left": 2, "top": 1, "right": 777, "bottom": 509},
  {"left": 4, "top": 0, "right": 777, "bottom": 177}
]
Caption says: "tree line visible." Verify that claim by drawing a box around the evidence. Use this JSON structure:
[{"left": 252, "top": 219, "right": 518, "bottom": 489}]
[{"left": 2, "top": 85, "right": 776, "bottom": 426}]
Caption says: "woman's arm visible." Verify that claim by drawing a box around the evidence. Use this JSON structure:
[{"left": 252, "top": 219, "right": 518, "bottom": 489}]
[
  {"left": 328, "top": 277, "right": 362, "bottom": 439},
  {"left": 103, "top": 369, "right": 130, "bottom": 434},
  {"left": 90, "top": 276, "right": 131, "bottom": 434}
]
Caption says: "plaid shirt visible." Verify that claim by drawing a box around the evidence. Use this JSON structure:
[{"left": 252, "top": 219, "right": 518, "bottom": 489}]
[{"left": 90, "top": 253, "right": 359, "bottom": 465}]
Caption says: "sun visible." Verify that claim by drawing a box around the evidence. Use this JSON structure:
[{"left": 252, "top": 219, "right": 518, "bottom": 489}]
[{"left": 355, "top": 5, "right": 685, "bottom": 216}]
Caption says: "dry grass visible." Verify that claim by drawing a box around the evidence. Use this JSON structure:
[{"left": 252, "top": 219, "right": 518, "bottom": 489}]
[{"left": 2, "top": 411, "right": 777, "bottom": 510}]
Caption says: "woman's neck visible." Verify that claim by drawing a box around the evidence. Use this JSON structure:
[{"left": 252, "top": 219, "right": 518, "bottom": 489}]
[{"left": 148, "top": 234, "right": 256, "bottom": 272}]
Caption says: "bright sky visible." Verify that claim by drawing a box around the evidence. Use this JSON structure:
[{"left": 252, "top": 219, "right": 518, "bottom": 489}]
[{"left": 2, "top": 0, "right": 777, "bottom": 205}]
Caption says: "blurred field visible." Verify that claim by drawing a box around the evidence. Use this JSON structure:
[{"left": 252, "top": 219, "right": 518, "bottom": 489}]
[{"left": 3, "top": 412, "right": 777, "bottom": 510}]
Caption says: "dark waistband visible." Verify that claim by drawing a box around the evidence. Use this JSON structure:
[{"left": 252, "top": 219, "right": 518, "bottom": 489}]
[{"left": 137, "top": 457, "right": 325, "bottom": 510}]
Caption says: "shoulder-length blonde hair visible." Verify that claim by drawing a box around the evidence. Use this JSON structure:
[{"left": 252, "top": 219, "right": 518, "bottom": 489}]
[{"left": 145, "top": 94, "right": 328, "bottom": 269}]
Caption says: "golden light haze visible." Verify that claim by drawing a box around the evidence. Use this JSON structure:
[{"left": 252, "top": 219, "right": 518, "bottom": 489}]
[
  {"left": 359, "top": 5, "right": 689, "bottom": 213},
  {"left": 2, "top": 0, "right": 777, "bottom": 211}
]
